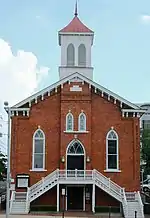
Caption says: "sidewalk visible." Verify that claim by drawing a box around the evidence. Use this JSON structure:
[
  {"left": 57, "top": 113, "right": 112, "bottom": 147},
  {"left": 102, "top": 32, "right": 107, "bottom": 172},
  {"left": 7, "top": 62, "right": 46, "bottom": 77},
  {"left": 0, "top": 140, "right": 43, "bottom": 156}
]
[{"left": 0, "top": 214, "right": 123, "bottom": 218}]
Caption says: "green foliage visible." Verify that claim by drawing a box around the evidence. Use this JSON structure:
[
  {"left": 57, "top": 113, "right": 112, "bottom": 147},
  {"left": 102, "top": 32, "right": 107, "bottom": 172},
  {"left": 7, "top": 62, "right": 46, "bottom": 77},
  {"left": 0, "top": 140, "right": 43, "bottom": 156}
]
[
  {"left": 141, "top": 129, "right": 150, "bottom": 177},
  {"left": 0, "top": 152, "right": 7, "bottom": 181}
]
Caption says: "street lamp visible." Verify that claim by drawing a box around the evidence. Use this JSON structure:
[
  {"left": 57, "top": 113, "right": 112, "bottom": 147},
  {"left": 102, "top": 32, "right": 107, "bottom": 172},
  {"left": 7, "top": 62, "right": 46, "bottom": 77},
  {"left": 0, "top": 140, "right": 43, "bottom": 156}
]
[{"left": 4, "top": 101, "right": 11, "bottom": 218}]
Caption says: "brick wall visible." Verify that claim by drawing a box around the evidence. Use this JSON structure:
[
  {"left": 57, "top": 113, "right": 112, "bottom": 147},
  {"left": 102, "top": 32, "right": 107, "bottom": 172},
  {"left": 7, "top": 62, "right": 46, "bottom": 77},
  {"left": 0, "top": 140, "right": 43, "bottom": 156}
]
[{"left": 11, "top": 82, "right": 140, "bottom": 192}]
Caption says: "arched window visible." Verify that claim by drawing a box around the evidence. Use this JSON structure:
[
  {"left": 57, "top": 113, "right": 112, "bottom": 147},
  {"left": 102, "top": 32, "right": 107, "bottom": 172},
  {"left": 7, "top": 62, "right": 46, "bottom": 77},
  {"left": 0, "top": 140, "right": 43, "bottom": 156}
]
[
  {"left": 78, "top": 113, "right": 86, "bottom": 131},
  {"left": 106, "top": 130, "right": 118, "bottom": 170},
  {"left": 32, "top": 129, "right": 45, "bottom": 170},
  {"left": 67, "top": 43, "right": 75, "bottom": 66},
  {"left": 67, "top": 141, "right": 84, "bottom": 154},
  {"left": 66, "top": 140, "right": 85, "bottom": 171},
  {"left": 78, "top": 44, "right": 86, "bottom": 66},
  {"left": 66, "top": 113, "right": 74, "bottom": 131}
]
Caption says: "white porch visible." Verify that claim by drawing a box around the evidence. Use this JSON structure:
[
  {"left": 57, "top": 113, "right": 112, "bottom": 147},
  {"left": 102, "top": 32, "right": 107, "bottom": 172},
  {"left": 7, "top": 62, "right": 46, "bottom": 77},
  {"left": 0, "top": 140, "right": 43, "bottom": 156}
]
[{"left": 10, "top": 169, "right": 144, "bottom": 218}]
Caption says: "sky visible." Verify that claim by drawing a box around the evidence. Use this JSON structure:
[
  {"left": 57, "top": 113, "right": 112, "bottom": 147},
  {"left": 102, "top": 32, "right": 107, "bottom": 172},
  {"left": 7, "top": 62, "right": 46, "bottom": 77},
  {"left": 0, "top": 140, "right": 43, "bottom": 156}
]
[{"left": 0, "top": 0, "right": 150, "bottom": 153}]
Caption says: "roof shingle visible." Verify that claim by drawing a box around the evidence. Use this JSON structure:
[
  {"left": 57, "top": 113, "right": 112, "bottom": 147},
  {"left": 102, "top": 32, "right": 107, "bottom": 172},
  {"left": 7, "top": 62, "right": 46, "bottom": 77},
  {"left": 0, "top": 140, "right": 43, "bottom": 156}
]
[{"left": 59, "top": 16, "right": 93, "bottom": 33}]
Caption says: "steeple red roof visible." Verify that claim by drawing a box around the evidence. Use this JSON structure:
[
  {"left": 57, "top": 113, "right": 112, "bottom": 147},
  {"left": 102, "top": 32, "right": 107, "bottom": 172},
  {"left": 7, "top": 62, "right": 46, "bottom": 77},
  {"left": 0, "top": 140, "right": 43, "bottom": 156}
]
[{"left": 59, "top": 16, "right": 93, "bottom": 33}]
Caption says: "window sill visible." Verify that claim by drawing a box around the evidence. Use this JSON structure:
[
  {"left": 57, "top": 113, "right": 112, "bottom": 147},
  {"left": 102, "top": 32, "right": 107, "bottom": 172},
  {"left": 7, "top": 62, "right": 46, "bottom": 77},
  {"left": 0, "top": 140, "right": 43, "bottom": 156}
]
[
  {"left": 104, "top": 169, "right": 121, "bottom": 173},
  {"left": 30, "top": 169, "right": 47, "bottom": 172},
  {"left": 64, "top": 131, "right": 89, "bottom": 134}
]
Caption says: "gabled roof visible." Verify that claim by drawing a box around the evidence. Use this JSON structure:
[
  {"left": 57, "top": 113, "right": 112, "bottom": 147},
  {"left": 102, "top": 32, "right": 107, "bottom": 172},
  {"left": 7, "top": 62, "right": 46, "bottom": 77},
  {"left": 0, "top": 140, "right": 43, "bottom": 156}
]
[
  {"left": 59, "top": 16, "right": 93, "bottom": 33},
  {"left": 12, "top": 72, "right": 140, "bottom": 110}
]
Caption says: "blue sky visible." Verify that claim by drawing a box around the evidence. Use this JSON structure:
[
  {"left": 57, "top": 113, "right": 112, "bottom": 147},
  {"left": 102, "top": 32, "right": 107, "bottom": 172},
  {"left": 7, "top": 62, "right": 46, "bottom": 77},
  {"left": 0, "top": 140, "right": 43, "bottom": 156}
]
[{"left": 0, "top": 0, "right": 150, "bottom": 104}]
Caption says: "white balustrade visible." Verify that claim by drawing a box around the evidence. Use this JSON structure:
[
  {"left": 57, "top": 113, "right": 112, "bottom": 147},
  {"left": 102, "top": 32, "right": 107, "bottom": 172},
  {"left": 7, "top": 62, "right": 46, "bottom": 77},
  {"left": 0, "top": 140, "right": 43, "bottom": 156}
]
[
  {"left": 125, "top": 192, "right": 136, "bottom": 201},
  {"left": 10, "top": 191, "right": 15, "bottom": 213},
  {"left": 136, "top": 191, "right": 144, "bottom": 217}
]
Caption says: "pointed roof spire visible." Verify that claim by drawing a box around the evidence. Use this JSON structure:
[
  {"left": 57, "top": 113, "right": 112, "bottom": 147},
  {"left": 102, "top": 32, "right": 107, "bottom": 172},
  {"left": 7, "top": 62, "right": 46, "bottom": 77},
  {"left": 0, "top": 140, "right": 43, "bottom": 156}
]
[{"left": 74, "top": 0, "right": 78, "bottom": 16}]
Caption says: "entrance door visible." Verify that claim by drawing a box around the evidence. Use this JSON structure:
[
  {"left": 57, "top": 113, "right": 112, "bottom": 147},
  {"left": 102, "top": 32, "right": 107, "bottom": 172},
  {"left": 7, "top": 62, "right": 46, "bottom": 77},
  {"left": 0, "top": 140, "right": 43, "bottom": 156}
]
[
  {"left": 67, "top": 187, "right": 83, "bottom": 210},
  {"left": 67, "top": 155, "right": 84, "bottom": 170}
]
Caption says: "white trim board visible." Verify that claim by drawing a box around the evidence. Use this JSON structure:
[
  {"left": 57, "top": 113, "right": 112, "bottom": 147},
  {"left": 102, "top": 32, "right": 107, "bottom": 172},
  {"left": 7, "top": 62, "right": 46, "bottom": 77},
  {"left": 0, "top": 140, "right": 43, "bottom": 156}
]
[{"left": 12, "top": 72, "right": 140, "bottom": 110}]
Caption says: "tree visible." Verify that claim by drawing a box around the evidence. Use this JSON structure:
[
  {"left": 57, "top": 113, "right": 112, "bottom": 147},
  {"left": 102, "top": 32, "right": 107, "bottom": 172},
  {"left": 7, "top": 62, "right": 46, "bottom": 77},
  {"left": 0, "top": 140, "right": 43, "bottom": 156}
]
[
  {"left": 0, "top": 152, "right": 7, "bottom": 181},
  {"left": 141, "top": 129, "right": 150, "bottom": 178}
]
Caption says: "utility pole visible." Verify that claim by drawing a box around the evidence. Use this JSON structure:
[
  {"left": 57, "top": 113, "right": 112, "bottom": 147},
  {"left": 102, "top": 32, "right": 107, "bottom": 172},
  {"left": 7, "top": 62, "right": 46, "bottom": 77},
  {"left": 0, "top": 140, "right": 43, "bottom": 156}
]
[{"left": 4, "top": 102, "right": 11, "bottom": 218}]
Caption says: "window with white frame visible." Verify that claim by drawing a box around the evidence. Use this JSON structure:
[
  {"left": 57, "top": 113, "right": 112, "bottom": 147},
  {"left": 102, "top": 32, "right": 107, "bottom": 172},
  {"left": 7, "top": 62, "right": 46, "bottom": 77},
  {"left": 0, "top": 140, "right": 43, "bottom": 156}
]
[
  {"left": 66, "top": 113, "right": 74, "bottom": 131},
  {"left": 78, "top": 44, "right": 86, "bottom": 66},
  {"left": 32, "top": 129, "right": 45, "bottom": 170},
  {"left": 106, "top": 130, "right": 118, "bottom": 170},
  {"left": 67, "top": 43, "right": 75, "bottom": 66},
  {"left": 78, "top": 113, "right": 86, "bottom": 131}
]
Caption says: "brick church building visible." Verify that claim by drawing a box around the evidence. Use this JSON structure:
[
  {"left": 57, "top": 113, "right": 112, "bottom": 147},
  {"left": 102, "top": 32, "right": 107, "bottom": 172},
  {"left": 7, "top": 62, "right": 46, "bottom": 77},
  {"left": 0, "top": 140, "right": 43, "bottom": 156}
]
[{"left": 9, "top": 4, "right": 145, "bottom": 218}]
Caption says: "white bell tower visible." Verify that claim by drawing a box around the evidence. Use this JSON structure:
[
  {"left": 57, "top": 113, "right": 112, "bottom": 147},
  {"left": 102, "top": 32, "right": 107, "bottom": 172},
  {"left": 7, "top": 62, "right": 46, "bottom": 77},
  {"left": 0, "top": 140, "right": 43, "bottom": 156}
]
[{"left": 58, "top": 2, "right": 94, "bottom": 80}]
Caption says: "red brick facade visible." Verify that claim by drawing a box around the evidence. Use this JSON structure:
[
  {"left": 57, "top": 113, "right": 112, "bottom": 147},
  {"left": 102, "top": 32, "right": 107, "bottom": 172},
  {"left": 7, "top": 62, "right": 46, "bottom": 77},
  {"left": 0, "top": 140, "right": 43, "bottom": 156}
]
[{"left": 10, "top": 81, "right": 140, "bottom": 209}]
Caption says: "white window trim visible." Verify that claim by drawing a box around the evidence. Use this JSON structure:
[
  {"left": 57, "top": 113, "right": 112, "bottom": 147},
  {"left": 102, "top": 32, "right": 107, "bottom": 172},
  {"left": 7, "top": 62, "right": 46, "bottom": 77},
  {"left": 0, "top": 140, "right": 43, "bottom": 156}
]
[
  {"left": 64, "top": 130, "right": 89, "bottom": 133},
  {"left": 106, "top": 129, "right": 119, "bottom": 171},
  {"left": 66, "top": 112, "right": 74, "bottom": 131},
  {"left": 67, "top": 43, "right": 75, "bottom": 66},
  {"left": 66, "top": 139, "right": 86, "bottom": 171},
  {"left": 78, "top": 112, "right": 86, "bottom": 131},
  {"left": 104, "top": 169, "right": 121, "bottom": 173},
  {"left": 30, "top": 169, "right": 47, "bottom": 172},
  {"left": 32, "top": 129, "right": 46, "bottom": 171},
  {"left": 78, "top": 44, "right": 86, "bottom": 66}
]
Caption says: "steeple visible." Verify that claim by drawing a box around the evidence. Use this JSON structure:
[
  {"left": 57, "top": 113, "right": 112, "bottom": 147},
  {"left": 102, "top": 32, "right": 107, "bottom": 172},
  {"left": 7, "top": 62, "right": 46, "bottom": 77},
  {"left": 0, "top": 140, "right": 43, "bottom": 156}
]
[
  {"left": 58, "top": 3, "right": 94, "bottom": 80},
  {"left": 74, "top": 0, "right": 78, "bottom": 17}
]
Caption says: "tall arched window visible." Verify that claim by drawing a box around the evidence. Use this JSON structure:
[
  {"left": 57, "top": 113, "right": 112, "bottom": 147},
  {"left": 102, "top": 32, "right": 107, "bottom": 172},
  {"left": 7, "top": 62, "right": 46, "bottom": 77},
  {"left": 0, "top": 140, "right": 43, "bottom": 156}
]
[
  {"left": 78, "top": 113, "right": 86, "bottom": 131},
  {"left": 66, "top": 113, "right": 74, "bottom": 131},
  {"left": 78, "top": 44, "right": 86, "bottom": 66},
  {"left": 106, "top": 130, "right": 119, "bottom": 170},
  {"left": 32, "top": 129, "right": 45, "bottom": 170},
  {"left": 67, "top": 43, "right": 75, "bottom": 66}
]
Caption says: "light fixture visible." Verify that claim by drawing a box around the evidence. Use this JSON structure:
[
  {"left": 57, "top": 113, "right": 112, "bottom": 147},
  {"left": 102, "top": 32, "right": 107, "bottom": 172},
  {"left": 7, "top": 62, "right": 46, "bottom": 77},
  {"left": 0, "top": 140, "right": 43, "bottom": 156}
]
[
  {"left": 61, "top": 156, "right": 65, "bottom": 163},
  {"left": 86, "top": 156, "right": 90, "bottom": 163}
]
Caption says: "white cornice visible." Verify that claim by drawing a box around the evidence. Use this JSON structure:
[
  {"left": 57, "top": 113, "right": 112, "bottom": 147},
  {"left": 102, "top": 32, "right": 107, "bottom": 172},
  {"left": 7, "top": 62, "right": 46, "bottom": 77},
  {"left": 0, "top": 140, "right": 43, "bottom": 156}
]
[
  {"left": 12, "top": 72, "right": 140, "bottom": 110},
  {"left": 5, "top": 107, "right": 30, "bottom": 117},
  {"left": 121, "top": 109, "right": 147, "bottom": 118}
]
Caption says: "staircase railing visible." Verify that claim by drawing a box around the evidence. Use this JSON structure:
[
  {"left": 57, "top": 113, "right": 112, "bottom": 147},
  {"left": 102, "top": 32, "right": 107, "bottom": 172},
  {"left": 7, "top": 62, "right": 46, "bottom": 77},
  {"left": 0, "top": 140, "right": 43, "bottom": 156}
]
[
  {"left": 122, "top": 188, "right": 128, "bottom": 217},
  {"left": 27, "top": 169, "right": 127, "bottom": 213},
  {"left": 28, "top": 169, "right": 58, "bottom": 199},
  {"left": 136, "top": 191, "right": 144, "bottom": 217},
  {"left": 126, "top": 192, "right": 136, "bottom": 201},
  {"left": 25, "top": 188, "right": 30, "bottom": 213},
  {"left": 94, "top": 169, "right": 124, "bottom": 201},
  {"left": 58, "top": 169, "right": 93, "bottom": 180},
  {"left": 10, "top": 191, "right": 15, "bottom": 213}
]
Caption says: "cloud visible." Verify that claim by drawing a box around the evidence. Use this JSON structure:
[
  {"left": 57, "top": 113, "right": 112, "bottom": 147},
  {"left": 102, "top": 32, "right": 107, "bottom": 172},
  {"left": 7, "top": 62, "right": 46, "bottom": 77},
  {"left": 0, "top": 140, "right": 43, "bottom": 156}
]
[
  {"left": 0, "top": 39, "right": 49, "bottom": 153},
  {"left": 140, "top": 15, "right": 150, "bottom": 24},
  {"left": 0, "top": 38, "right": 49, "bottom": 107}
]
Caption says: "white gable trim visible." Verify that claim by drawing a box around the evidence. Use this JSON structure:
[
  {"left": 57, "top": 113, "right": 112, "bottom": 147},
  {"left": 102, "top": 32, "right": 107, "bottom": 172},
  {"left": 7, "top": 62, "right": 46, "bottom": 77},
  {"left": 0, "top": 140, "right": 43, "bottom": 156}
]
[{"left": 12, "top": 72, "right": 140, "bottom": 110}]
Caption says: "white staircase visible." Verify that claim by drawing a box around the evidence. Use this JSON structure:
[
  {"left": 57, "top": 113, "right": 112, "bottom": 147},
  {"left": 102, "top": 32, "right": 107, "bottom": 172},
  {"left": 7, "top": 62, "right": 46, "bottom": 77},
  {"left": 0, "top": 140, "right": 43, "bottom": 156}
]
[
  {"left": 125, "top": 192, "right": 144, "bottom": 218},
  {"left": 9, "top": 169, "right": 144, "bottom": 218},
  {"left": 29, "top": 169, "right": 58, "bottom": 202},
  {"left": 94, "top": 170, "right": 123, "bottom": 202},
  {"left": 10, "top": 191, "right": 28, "bottom": 214}
]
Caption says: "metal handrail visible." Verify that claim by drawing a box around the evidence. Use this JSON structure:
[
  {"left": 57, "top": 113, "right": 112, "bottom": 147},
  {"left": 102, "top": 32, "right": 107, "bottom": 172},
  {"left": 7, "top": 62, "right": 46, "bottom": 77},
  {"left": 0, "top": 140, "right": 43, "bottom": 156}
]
[{"left": 9, "top": 191, "right": 15, "bottom": 213}]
